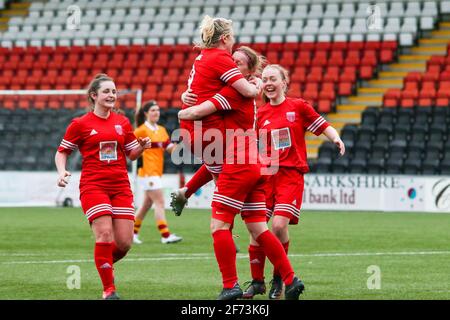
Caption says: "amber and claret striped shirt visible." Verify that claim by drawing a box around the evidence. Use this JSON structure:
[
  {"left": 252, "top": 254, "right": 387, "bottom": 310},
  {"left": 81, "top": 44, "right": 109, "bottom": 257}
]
[{"left": 134, "top": 121, "right": 173, "bottom": 177}]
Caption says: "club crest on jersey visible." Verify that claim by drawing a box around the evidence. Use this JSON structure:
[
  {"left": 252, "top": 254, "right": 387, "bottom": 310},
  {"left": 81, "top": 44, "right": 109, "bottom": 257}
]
[
  {"left": 115, "top": 125, "right": 123, "bottom": 135},
  {"left": 286, "top": 112, "right": 296, "bottom": 122}
]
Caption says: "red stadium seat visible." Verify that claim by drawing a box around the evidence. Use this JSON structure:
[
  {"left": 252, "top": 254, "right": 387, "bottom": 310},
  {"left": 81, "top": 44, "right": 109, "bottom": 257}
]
[
  {"left": 344, "top": 50, "right": 361, "bottom": 67},
  {"left": 359, "top": 66, "right": 374, "bottom": 80},
  {"left": 317, "top": 99, "right": 332, "bottom": 113},
  {"left": 417, "top": 98, "right": 433, "bottom": 107},
  {"left": 315, "top": 42, "right": 331, "bottom": 52},
  {"left": 331, "top": 41, "right": 348, "bottom": 52},
  {"left": 436, "top": 97, "right": 449, "bottom": 107},
  {"left": 311, "top": 50, "right": 328, "bottom": 67},
  {"left": 338, "top": 82, "right": 353, "bottom": 96},
  {"left": 289, "top": 82, "right": 302, "bottom": 97},
  {"left": 404, "top": 71, "right": 422, "bottom": 84},
  {"left": 360, "top": 50, "right": 378, "bottom": 67},
  {"left": 291, "top": 67, "right": 306, "bottom": 83},
  {"left": 295, "top": 51, "right": 311, "bottom": 66},
  {"left": 347, "top": 41, "right": 364, "bottom": 51},
  {"left": 283, "top": 42, "right": 299, "bottom": 52},
  {"left": 158, "top": 100, "right": 169, "bottom": 109},
  {"left": 323, "top": 66, "right": 339, "bottom": 83},
  {"left": 327, "top": 51, "right": 344, "bottom": 67},
  {"left": 380, "top": 49, "right": 394, "bottom": 63},
  {"left": 365, "top": 41, "right": 381, "bottom": 51},
  {"left": 383, "top": 88, "right": 401, "bottom": 108},
  {"left": 381, "top": 41, "right": 398, "bottom": 51},
  {"left": 18, "top": 100, "right": 30, "bottom": 110}
]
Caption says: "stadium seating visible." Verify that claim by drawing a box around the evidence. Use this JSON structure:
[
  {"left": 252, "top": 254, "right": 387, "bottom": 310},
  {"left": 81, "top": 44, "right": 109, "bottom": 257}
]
[
  {"left": 315, "top": 105, "right": 450, "bottom": 175},
  {"left": 383, "top": 51, "right": 450, "bottom": 108},
  {"left": 0, "top": 40, "right": 399, "bottom": 113}
]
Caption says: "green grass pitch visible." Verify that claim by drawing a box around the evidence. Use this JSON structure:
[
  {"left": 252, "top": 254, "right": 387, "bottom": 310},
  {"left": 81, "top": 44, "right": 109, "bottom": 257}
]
[{"left": 0, "top": 207, "right": 449, "bottom": 300}]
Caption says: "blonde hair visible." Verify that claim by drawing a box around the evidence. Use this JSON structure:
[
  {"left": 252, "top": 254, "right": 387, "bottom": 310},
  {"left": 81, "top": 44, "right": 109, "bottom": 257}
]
[
  {"left": 87, "top": 73, "right": 114, "bottom": 107},
  {"left": 195, "top": 15, "right": 233, "bottom": 49},
  {"left": 262, "top": 64, "right": 290, "bottom": 103}
]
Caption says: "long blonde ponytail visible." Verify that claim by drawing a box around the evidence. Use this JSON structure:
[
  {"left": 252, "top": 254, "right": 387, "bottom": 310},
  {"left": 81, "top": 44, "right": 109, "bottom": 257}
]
[{"left": 195, "top": 15, "right": 233, "bottom": 49}]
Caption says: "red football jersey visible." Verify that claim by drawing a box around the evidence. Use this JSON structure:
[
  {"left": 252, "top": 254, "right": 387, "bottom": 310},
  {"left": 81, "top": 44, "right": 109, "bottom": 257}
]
[
  {"left": 180, "top": 48, "right": 244, "bottom": 134},
  {"left": 58, "top": 111, "right": 139, "bottom": 191},
  {"left": 210, "top": 86, "right": 258, "bottom": 165},
  {"left": 257, "top": 97, "right": 329, "bottom": 172}
]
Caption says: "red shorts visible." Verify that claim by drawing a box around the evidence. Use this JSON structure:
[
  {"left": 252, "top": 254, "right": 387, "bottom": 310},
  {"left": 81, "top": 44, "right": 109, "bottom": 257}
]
[
  {"left": 80, "top": 186, "right": 135, "bottom": 223},
  {"left": 265, "top": 167, "right": 304, "bottom": 225},
  {"left": 211, "top": 163, "right": 267, "bottom": 224}
]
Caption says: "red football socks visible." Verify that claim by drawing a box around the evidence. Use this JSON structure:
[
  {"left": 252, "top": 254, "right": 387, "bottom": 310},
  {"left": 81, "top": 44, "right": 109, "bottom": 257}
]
[
  {"left": 273, "top": 240, "right": 290, "bottom": 278},
  {"left": 212, "top": 229, "right": 237, "bottom": 289},
  {"left": 256, "top": 231, "right": 294, "bottom": 285},
  {"left": 185, "top": 165, "right": 213, "bottom": 198},
  {"left": 248, "top": 244, "right": 266, "bottom": 282},
  {"left": 94, "top": 242, "right": 115, "bottom": 291}
]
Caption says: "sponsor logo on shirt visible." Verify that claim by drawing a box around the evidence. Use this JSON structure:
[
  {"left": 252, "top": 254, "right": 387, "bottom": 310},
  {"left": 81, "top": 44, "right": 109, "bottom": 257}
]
[{"left": 99, "top": 141, "right": 118, "bottom": 161}]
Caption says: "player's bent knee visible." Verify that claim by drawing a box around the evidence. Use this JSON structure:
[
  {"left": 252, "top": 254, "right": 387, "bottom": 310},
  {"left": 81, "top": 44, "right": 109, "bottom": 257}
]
[
  {"left": 116, "top": 241, "right": 131, "bottom": 253},
  {"left": 271, "top": 222, "right": 288, "bottom": 238},
  {"left": 95, "top": 229, "right": 114, "bottom": 242}
]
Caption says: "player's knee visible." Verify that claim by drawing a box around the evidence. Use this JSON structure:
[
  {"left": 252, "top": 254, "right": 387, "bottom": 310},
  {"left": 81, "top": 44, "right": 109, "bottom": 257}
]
[
  {"left": 210, "top": 219, "right": 230, "bottom": 234},
  {"left": 271, "top": 220, "right": 288, "bottom": 239},
  {"left": 155, "top": 199, "right": 165, "bottom": 210},
  {"left": 95, "top": 228, "right": 113, "bottom": 242},
  {"left": 115, "top": 240, "right": 131, "bottom": 253}
]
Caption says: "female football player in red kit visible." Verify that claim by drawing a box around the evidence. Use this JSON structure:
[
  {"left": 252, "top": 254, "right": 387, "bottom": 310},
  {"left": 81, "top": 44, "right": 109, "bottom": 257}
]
[
  {"left": 178, "top": 49, "right": 306, "bottom": 300},
  {"left": 55, "top": 74, "right": 152, "bottom": 300},
  {"left": 245, "top": 64, "right": 345, "bottom": 299},
  {"left": 176, "top": 63, "right": 345, "bottom": 299},
  {"left": 179, "top": 15, "right": 260, "bottom": 176}
]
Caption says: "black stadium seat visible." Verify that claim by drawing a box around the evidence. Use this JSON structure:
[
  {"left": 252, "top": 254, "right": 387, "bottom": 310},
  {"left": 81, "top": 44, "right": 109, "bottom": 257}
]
[
  {"left": 385, "top": 158, "right": 404, "bottom": 174},
  {"left": 332, "top": 155, "right": 350, "bottom": 173},
  {"left": 367, "top": 158, "right": 385, "bottom": 174},
  {"left": 440, "top": 159, "right": 450, "bottom": 175},
  {"left": 349, "top": 158, "right": 367, "bottom": 174},
  {"left": 316, "top": 157, "right": 332, "bottom": 173},
  {"left": 361, "top": 107, "right": 379, "bottom": 127},
  {"left": 352, "top": 142, "right": 371, "bottom": 160},
  {"left": 318, "top": 141, "right": 337, "bottom": 159},
  {"left": 422, "top": 159, "right": 440, "bottom": 175},
  {"left": 403, "top": 158, "right": 422, "bottom": 174}
]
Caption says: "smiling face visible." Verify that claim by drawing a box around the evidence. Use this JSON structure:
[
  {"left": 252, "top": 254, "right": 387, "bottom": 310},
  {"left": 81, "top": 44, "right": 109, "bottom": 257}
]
[
  {"left": 91, "top": 80, "right": 117, "bottom": 109},
  {"left": 233, "top": 50, "right": 250, "bottom": 77},
  {"left": 262, "top": 66, "right": 286, "bottom": 101}
]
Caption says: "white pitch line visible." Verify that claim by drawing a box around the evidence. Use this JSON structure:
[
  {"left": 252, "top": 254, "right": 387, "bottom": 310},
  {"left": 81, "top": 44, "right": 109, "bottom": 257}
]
[{"left": 1, "top": 250, "right": 450, "bottom": 265}]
